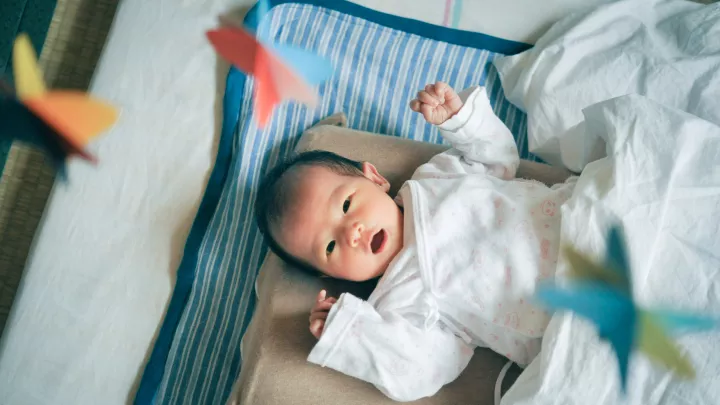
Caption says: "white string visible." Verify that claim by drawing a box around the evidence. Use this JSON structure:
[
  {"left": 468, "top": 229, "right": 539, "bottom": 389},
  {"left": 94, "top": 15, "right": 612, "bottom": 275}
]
[{"left": 494, "top": 361, "right": 514, "bottom": 405}]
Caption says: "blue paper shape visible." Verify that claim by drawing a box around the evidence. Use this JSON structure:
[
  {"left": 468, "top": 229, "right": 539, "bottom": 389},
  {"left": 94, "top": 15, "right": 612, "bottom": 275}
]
[
  {"left": 535, "top": 224, "right": 719, "bottom": 393},
  {"left": 536, "top": 281, "right": 636, "bottom": 391},
  {"left": 244, "top": 0, "right": 333, "bottom": 86},
  {"left": 603, "top": 226, "right": 632, "bottom": 293},
  {"left": 650, "top": 309, "right": 719, "bottom": 334},
  {"left": 270, "top": 42, "right": 334, "bottom": 85}
]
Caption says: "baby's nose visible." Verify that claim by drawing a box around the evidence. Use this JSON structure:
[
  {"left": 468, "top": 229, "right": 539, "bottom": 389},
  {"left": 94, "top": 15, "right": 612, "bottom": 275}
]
[{"left": 345, "top": 222, "right": 364, "bottom": 247}]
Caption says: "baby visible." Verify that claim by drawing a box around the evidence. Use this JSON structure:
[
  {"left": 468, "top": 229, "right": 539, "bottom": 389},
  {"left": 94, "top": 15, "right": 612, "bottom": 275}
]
[{"left": 255, "top": 82, "right": 576, "bottom": 401}]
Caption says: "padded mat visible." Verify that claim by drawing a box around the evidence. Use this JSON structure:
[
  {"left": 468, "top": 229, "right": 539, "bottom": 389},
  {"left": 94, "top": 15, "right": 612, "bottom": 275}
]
[{"left": 136, "top": 1, "right": 532, "bottom": 404}]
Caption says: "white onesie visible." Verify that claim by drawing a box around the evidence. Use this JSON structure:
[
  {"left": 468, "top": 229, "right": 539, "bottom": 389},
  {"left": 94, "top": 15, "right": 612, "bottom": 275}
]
[{"left": 307, "top": 87, "right": 576, "bottom": 402}]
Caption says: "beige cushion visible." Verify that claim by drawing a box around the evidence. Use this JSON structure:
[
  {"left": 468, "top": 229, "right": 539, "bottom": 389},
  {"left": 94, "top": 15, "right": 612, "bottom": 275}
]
[{"left": 229, "top": 116, "right": 572, "bottom": 405}]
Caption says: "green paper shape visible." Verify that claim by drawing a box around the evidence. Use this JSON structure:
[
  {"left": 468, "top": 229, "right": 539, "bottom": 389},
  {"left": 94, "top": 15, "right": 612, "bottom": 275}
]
[{"left": 638, "top": 311, "right": 694, "bottom": 378}]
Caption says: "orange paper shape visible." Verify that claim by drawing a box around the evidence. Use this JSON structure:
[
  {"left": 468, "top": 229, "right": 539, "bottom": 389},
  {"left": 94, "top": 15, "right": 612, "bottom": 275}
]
[
  {"left": 207, "top": 27, "right": 318, "bottom": 127},
  {"left": 12, "top": 33, "right": 118, "bottom": 163}
]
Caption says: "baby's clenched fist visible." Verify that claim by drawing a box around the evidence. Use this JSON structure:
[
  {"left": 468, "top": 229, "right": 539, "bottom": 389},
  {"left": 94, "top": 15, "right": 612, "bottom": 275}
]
[{"left": 410, "top": 81, "right": 463, "bottom": 125}]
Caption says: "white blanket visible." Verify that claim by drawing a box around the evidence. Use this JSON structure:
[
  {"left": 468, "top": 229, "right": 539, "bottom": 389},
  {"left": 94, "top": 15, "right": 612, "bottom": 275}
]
[
  {"left": 500, "top": 95, "right": 720, "bottom": 405},
  {"left": 495, "top": 0, "right": 720, "bottom": 172},
  {"left": 492, "top": 1, "right": 720, "bottom": 403}
]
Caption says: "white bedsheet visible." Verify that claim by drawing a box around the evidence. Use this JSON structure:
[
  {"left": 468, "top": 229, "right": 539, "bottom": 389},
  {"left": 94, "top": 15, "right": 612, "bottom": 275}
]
[
  {"left": 495, "top": 0, "right": 720, "bottom": 172},
  {"left": 501, "top": 93, "right": 720, "bottom": 405},
  {"left": 493, "top": 2, "right": 720, "bottom": 403},
  {"left": 0, "top": 1, "right": 608, "bottom": 404}
]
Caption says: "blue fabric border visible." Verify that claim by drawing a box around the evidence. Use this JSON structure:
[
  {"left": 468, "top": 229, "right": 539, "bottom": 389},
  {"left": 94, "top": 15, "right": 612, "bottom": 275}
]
[{"left": 134, "top": 1, "right": 531, "bottom": 403}]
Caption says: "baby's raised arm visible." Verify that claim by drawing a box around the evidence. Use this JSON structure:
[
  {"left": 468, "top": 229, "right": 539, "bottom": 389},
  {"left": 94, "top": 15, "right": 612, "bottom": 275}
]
[{"left": 410, "top": 82, "right": 519, "bottom": 180}]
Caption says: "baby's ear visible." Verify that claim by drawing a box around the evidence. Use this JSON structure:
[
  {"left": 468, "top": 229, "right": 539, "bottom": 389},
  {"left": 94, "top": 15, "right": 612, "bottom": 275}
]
[{"left": 362, "top": 162, "right": 390, "bottom": 192}]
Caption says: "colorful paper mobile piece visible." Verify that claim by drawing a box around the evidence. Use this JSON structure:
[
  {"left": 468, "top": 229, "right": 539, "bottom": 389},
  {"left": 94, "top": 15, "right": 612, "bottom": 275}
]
[
  {"left": 535, "top": 226, "right": 717, "bottom": 392},
  {"left": 1, "top": 34, "right": 118, "bottom": 176},
  {"left": 206, "top": 0, "right": 333, "bottom": 127}
]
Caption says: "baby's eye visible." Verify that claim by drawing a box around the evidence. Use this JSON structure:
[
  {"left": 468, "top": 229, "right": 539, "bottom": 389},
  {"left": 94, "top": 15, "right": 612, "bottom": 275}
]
[
  {"left": 326, "top": 241, "right": 336, "bottom": 255},
  {"left": 343, "top": 198, "right": 351, "bottom": 213}
]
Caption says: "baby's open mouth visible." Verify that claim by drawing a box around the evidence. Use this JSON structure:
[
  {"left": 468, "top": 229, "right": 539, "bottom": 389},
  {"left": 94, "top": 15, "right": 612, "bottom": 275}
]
[{"left": 371, "top": 229, "right": 387, "bottom": 254}]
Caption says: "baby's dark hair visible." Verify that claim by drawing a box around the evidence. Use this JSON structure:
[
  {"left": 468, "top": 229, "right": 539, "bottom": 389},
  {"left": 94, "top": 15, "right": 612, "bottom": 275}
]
[{"left": 255, "top": 150, "right": 365, "bottom": 276}]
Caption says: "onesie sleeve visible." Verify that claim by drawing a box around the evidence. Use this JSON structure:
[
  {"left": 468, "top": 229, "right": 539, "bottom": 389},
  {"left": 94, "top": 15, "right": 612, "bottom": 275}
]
[
  {"left": 308, "top": 293, "right": 474, "bottom": 402},
  {"left": 416, "top": 86, "right": 520, "bottom": 180}
]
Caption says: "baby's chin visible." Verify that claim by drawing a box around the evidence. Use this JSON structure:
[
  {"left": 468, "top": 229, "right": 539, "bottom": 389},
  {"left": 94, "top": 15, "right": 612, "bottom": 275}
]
[
  {"left": 346, "top": 270, "right": 384, "bottom": 282},
  {"left": 365, "top": 259, "right": 394, "bottom": 281},
  {"left": 340, "top": 263, "right": 387, "bottom": 282}
]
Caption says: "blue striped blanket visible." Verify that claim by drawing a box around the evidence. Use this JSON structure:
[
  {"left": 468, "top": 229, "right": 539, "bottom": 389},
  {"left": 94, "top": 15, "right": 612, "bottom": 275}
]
[{"left": 135, "top": 1, "right": 532, "bottom": 404}]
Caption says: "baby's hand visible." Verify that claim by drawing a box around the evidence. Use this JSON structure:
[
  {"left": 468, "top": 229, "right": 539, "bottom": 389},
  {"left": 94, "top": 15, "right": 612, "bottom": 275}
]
[
  {"left": 410, "top": 81, "right": 463, "bottom": 125},
  {"left": 309, "top": 289, "right": 336, "bottom": 339}
]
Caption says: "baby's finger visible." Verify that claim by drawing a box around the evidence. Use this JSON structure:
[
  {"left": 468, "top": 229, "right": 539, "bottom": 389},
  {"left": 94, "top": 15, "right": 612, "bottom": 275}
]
[
  {"left": 409, "top": 99, "right": 422, "bottom": 112},
  {"left": 310, "top": 310, "right": 328, "bottom": 323},
  {"left": 417, "top": 91, "right": 439, "bottom": 107},
  {"left": 312, "top": 300, "right": 335, "bottom": 313},
  {"left": 420, "top": 104, "right": 435, "bottom": 122},
  {"left": 310, "top": 319, "right": 324, "bottom": 338},
  {"left": 425, "top": 84, "right": 442, "bottom": 102},
  {"left": 434, "top": 81, "right": 449, "bottom": 96},
  {"left": 316, "top": 289, "right": 327, "bottom": 302},
  {"left": 435, "top": 81, "right": 458, "bottom": 103}
]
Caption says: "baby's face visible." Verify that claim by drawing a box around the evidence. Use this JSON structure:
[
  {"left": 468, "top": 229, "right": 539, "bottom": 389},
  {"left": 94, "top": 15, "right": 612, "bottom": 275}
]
[{"left": 274, "top": 164, "right": 404, "bottom": 281}]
